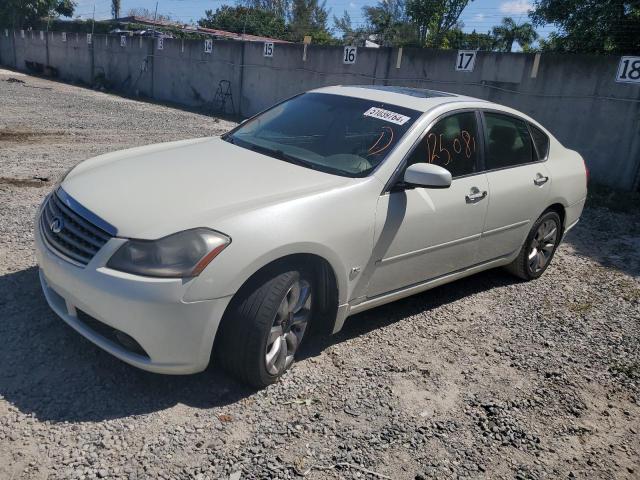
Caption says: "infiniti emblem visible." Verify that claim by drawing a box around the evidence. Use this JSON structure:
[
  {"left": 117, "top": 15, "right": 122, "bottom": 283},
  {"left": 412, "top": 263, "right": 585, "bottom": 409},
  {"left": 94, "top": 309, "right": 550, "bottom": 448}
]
[{"left": 50, "top": 217, "right": 64, "bottom": 234}]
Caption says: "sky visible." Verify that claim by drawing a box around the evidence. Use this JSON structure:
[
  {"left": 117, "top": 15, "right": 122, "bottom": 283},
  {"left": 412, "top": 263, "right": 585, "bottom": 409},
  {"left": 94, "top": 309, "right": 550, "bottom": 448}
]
[{"left": 72, "top": 0, "right": 556, "bottom": 38}]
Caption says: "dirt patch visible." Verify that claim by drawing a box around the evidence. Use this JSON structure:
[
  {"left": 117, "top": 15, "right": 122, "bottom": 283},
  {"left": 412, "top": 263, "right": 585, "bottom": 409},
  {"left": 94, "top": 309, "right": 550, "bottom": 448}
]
[
  {"left": 0, "top": 129, "right": 72, "bottom": 144},
  {"left": 0, "top": 176, "right": 50, "bottom": 188}
]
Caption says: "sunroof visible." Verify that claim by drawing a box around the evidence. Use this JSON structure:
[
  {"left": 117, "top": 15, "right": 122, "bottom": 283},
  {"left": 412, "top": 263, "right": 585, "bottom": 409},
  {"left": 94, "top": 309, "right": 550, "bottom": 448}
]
[{"left": 350, "top": 85, "right": 454, "bottom": 98}]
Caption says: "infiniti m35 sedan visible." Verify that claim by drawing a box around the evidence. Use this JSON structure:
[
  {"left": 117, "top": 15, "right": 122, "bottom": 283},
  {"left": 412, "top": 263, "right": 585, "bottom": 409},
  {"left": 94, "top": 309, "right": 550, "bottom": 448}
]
[{"left": 35, "top": 86, "right": 587, "bottom": 387}]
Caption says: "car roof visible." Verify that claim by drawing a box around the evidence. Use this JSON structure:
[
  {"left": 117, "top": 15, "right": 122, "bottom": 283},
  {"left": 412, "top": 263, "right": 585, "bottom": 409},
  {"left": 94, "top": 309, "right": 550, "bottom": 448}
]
[{"left": 310, "top": 85, "right": 489, "bottom": 113}]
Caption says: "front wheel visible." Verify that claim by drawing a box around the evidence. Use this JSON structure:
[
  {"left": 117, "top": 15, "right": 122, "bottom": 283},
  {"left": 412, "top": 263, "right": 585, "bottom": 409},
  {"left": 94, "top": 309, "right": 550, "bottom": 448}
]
[
  {"left": 215, "top": 268, "right": 313, "bottom": 388},
  {"left": 506, "top": 210, "right": 562, "bottom": 281}
]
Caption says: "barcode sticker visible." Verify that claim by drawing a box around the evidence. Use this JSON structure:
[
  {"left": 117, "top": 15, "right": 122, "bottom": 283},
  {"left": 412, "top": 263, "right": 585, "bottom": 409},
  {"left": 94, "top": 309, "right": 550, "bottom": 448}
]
[{"left": 363, "top": 107, "right": 410, "bottom": 125}]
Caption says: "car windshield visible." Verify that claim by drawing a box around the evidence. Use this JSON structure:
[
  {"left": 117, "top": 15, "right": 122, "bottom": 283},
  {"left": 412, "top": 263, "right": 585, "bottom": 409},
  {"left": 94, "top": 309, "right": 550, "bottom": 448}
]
[{"left": 224, "top": 93, "right": 421, "bottom": 177}]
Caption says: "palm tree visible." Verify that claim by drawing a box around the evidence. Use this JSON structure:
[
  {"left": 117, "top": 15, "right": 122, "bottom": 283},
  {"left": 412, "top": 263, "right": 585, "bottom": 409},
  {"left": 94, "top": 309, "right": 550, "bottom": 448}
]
[
  {"left": 492, "top": 17, "right": 538, "bottom": 52},
  {"left": 111, "top": 0, "right": 121, "bottom": 19}
]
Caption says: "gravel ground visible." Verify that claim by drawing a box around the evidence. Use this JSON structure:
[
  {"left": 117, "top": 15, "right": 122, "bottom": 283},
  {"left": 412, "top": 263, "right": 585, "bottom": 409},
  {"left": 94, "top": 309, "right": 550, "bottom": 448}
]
[{"left": 0, "top": 70, "right": 638, "bottom": 480}]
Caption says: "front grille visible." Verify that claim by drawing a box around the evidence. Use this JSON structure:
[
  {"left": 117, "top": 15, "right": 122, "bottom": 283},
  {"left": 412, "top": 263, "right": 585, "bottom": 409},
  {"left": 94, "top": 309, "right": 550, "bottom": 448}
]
[{"left": 40, "top": 191, "right": 113, "bottom": 265}]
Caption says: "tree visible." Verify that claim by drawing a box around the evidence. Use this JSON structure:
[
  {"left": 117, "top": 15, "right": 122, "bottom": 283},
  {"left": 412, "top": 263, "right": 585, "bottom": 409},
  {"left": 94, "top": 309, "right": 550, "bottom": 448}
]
[
  {"left": 334, "top": 0, "right": 417, "bottom": 46},
  {"left": 0, "top": 0, "right": 75, "bottom": 27},
  {"left": 363, "top": 0, "right": 417, "bottom": 46},
  {"left": 530, "top": 0, "right": 640, "bottom": 54},
  {"left": 111, "top": 0, "right": 121, "bottom": 20},
  {"left": 333, "top": 10, "right": 364, "bottom": 44},
  {"left": 288, "top": 0, "right": 332, "bottom": 43},
  {"left": 492, "top": 17, "right": 538, "bottom": 52},
  {"left": 406, "top": 0, "right": 472, "bottom": 47},
  {"left": 443, "top": 28, "right": 495, "bottom": 50},
  {"left": 199, "top": 6, "right": 286, "bottom": 38},
  {"left": 127, "top": 8, "right": 172, "bottom": 23},
  {"left": 241, "top": 0, "right": 290, "bottom": 22}
]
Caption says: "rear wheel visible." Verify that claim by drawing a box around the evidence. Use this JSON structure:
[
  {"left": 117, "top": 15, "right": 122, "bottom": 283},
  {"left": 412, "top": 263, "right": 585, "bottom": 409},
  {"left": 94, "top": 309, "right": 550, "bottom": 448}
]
[
  {"left": 506, "top": 210, "right": 561, "bottom": 280},
  {"left": 215, "top": 268, "right": 313, "bottom": 388}
]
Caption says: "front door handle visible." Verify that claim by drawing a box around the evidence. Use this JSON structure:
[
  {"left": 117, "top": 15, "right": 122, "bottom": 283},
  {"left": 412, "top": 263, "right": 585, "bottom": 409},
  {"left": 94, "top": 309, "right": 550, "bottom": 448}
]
[
  {"left": 534, "top": 174, "right": 549, "bottom": 186},
  {"left": 465, "top": 188, "right": 487, "bottom": 203}
]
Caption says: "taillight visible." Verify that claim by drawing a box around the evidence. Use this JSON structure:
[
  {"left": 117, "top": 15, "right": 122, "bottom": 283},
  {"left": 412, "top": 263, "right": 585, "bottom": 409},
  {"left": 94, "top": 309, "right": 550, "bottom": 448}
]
[{"left": 582, "top": 157, "right": 589, "bottom": 187}]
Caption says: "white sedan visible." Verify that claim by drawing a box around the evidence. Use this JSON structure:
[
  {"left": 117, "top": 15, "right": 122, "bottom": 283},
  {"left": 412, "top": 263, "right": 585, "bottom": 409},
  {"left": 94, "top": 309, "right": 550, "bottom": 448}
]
[{"left": 35, "top": 86, "right": 587, "bottom": 387}]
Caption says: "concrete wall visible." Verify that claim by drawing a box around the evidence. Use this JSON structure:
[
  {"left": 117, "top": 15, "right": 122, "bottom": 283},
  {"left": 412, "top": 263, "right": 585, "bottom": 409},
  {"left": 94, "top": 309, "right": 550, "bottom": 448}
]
[
  {"left": 1, "top": 31, "right": 639, "bottom": 190},
  {"left": 152, "top": 39, "right": 243, "bottom": 109},
  {"left": 48, "top": 32, "right": 92, "bottom": 84}
]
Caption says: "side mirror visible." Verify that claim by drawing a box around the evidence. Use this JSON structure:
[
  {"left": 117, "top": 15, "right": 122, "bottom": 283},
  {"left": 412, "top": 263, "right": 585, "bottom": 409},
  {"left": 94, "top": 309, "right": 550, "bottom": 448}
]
[{"left": 403, "top": 163, "right": 452, "bottom": 189}]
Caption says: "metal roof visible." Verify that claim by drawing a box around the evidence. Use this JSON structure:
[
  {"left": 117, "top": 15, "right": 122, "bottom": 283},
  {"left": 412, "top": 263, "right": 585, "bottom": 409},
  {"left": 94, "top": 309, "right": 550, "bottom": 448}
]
[{"left": 114, "top": 16, "right": 290, "bottom": 43}]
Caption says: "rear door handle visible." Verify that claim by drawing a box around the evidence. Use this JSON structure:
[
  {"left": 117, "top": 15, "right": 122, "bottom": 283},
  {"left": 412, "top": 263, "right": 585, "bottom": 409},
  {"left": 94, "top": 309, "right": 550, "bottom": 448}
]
[
  {"left": 465, "top": 189, "right": 487, "bottom": 203},
  {"left": 534, "top": 175, "right": 549, "bottom": 186}
]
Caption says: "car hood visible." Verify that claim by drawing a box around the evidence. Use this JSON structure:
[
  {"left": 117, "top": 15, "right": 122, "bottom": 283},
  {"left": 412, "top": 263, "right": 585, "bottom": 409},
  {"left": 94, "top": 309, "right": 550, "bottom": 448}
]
[{"left": 61, "top": 137, "right": 354, "bottom": 238}]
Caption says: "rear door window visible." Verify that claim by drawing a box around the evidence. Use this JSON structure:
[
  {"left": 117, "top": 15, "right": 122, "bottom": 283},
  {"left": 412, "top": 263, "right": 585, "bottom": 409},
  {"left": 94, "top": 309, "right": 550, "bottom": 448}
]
[{"left": 483, "top": 112, "right": 536, "bottom": 170}]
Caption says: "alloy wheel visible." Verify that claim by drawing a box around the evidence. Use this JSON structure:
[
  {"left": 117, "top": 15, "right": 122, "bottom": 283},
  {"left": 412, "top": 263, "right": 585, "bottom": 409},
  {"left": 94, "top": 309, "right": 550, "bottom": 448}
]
[
  {"left": 527, "top": 219, "right": 558, "bottom": 274},
  {"left": 265, "top": 279, "right": 312, "bottom": 375}
]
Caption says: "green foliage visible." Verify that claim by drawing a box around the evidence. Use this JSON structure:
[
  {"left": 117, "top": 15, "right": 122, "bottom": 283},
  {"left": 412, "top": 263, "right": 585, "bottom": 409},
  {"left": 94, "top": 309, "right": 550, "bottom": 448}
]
[
  {"left": 198, "top": 6, "right": 286, "bottom": 38},
  {"left": 241, "top": 0, "right": 290, "bottom": 22},
  {"left": 442, "top": 28, "right": 494, "bottom": 50},
  {"left": 406, "top": 0, "right": 471, "bottom": 47},
  {"left": 530, "top": 0, "right": 640, "bottom": 54},
  {"left": 126, "top": 8, "right": 172, "bottom": 23},
  {"left": 334, "top": 0, "right": 418, "bottom": 47},
  {"left": 0, "top": 0, "right": 76, "bottom": 27},
  {"left": 492, "top": 17, "right": 538, "bottom": 52},
  {"left": 288, "top": 0, "right": 332, "bottom": 43}
]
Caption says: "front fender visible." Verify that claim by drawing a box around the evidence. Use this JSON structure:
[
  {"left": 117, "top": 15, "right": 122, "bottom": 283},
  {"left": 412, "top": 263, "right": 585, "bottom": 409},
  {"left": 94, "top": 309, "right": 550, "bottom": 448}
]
[{"left": 184, "top": 241, "right": 350, "bottom": 305}]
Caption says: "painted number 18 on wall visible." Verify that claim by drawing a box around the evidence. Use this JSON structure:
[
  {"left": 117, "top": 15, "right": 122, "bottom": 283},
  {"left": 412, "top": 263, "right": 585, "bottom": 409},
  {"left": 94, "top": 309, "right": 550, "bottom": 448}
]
[{"left": 616, "top": 56, "right": 640, "bottom": 84}]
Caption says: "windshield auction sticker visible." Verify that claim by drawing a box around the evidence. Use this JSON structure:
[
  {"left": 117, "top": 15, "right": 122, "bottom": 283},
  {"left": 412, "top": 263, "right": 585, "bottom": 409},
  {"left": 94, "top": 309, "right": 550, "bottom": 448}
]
[{"left": 363, "top": 107, "right": 411, "bottom": 125}]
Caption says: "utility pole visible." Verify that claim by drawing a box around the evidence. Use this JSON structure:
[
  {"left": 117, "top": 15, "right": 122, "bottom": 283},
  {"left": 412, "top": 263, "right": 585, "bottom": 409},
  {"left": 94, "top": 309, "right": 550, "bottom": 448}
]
[
  {"left": 45, "top": 14, "right": 51, "bottom": 66},
  {"left": 242, "top": 9, "right": 248, "bottom": 38},
  {"left": 150, "top": 1, "right": 158, "bottom": 99},
  {"left": 151, "top": 1, "right": 158, "bottom": 38},
  {"left": 90, "top": 3, "right": 95, "bottom": 84}
]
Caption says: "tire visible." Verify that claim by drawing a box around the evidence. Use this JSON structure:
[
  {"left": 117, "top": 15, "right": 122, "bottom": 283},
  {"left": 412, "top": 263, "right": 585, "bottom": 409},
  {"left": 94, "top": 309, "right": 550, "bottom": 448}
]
[
  {"left": 215, "top": 268, "right": 313, "bottom": 388},
  {"left": 505, "top": 210, "right": 562, "bottom": 281}
]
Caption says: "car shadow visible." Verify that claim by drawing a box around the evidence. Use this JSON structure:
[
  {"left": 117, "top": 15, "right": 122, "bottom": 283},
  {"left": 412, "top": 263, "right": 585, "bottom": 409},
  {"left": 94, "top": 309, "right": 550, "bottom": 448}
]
[
  {"left": 300, "top": 266, "right": 519, "bottom": 361},
  {"left": 0, "top": 264, "right": 518, "bottom": 423},
  {"left": 0, "top": 266, "right": 254, "bottom": 423},
  {"left": 561, "top": 213, "right": 640, "bottom": 279}
]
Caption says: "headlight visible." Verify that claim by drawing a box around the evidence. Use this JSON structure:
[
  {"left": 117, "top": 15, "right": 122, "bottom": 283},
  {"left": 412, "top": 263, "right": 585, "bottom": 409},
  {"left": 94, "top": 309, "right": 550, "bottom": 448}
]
[{"left": 107, "top": 228, "right": 231, "bottom": 278}]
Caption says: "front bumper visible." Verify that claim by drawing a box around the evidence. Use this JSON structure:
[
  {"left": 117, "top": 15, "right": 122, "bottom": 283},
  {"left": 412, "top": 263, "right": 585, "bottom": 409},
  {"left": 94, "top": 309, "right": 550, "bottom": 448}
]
[{"left": 35, "top": 220, "right": 233, "bottom": 374}]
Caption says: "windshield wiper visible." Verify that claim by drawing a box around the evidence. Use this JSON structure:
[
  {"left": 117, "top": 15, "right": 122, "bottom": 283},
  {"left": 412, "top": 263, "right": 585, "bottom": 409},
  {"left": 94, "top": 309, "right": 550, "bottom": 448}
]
[{"left": 246, "top": 143, "right": 318, "bottom": 170}]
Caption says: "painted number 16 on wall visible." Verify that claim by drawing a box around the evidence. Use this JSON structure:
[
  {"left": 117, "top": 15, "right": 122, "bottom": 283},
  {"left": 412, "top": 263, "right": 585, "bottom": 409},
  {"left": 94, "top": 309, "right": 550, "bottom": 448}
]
[{"left": 343, "top": 46, "right": 357, "bottom": 64}]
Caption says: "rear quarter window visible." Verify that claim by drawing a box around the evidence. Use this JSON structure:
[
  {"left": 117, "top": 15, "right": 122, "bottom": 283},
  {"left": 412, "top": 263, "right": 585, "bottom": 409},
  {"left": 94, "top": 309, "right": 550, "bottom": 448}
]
[{"left": 529, "top": 124, "right": 550, "bottom": 160}]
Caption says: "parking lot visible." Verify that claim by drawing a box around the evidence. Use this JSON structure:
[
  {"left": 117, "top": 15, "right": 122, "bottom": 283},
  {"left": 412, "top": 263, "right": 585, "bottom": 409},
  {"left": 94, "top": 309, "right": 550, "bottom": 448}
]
[{"left": 0, "top": 70, "right": 638, "bottom": 479}]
